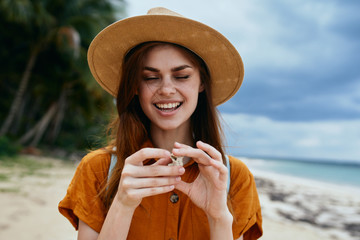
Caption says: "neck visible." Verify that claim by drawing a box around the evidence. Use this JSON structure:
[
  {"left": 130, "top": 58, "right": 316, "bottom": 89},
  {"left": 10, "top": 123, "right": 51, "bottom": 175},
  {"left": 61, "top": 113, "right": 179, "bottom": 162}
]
[{"left": 150, "top": 124, "right": 194, "bottom": 152}]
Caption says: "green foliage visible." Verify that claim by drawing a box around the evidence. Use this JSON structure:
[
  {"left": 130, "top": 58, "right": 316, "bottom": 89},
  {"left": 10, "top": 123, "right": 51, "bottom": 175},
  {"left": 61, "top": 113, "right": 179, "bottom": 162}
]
[
  {"left": 0, "top": 136, "right": 21, "bottom": 156},
  {"left": 0, "top": 155, "right": 53, "bottom": 185},
  {"left": 0, "top": 0, "right": 125, "bottom": 150},
  {"left": 0, "top": 155, "right": 52, "bottom": 169}
]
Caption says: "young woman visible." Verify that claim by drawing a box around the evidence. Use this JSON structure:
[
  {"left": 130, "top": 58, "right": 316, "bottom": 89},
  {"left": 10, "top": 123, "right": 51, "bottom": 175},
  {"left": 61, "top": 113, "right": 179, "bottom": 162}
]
[{"left": 59, "top": 7, "right": 262, "bottom": 240}]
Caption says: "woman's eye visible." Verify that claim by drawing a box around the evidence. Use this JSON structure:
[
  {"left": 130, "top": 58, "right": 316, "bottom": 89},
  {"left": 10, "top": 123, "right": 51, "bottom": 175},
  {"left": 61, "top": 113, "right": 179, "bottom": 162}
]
[
  {"left": 175, "top": 75, "right": 190, "bottom": 80},
  {"left": 144, "top": 76, "right": 159, "bottom": 81}
]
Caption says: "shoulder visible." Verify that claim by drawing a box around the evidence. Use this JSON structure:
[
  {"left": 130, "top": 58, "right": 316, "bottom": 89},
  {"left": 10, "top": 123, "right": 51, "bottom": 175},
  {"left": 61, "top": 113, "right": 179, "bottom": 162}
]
[
  {"left": 228, "top": 155, "right": 252, "bottom": 178},
  {"left": 76, "top": 149, "right": 112, "bottom": 181},
  {"left": 227, "top": 156, "right": 263, "bottom": 238},
  {"left": 59, "top": 149, "right": 111, "bottom": 232},
  {"left": 227, "top": 155, "right": 256, "bottom": 193},
  {"left": 80, "top": 149, "right": 111, "bottom": 167}
]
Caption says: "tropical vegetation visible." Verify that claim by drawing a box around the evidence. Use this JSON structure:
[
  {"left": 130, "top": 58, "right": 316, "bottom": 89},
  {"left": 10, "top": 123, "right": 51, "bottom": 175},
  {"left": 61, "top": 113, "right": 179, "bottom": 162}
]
[{"left": 0, "top": 0, "right": 125, "bottom": 155}]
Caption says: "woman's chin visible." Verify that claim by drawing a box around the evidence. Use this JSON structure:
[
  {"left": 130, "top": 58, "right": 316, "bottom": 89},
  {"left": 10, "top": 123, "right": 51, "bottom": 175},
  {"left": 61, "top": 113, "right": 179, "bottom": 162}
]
[{"left": 151, "top": 119, "right": 190, "bottom": 132}]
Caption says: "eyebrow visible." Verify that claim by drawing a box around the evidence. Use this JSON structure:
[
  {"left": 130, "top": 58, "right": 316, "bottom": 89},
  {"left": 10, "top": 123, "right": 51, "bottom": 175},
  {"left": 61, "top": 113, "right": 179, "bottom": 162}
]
[
  {"left": 143, "top": 65, "right": 193, "bottom": 72},
  {"left": 143, "top": 66, "right": 159, "bottom": 72},
  {"left": 172, "top": 65, "right": 192, "bottom": 72}
]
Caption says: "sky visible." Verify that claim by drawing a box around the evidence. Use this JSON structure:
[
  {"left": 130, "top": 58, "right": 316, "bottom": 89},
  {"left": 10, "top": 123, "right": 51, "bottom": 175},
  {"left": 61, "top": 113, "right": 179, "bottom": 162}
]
[{"left": 124, "top": 0, "right": 360, "bottom": 162}]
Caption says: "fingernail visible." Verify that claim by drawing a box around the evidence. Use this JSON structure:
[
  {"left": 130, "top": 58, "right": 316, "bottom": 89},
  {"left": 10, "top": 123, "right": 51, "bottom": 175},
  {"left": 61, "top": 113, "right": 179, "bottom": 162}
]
[
  {"left": 176, "top": 176, "right": 181, "bottom": 181},
  {"left": 179, "top": 167, "right": 185, "bottom": 174}
]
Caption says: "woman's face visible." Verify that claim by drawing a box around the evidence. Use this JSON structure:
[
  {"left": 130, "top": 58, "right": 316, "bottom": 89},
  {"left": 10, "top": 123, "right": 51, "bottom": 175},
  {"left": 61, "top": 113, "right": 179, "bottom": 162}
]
[{"left": 138, "top": 44, "right": 204, "bottom": 132}]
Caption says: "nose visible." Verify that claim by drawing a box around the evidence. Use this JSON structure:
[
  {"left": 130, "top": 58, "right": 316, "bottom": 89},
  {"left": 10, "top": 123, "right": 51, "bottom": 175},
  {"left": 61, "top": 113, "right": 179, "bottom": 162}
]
[{"left": 158, "top": 76, "right": 176, "bottom": 95}]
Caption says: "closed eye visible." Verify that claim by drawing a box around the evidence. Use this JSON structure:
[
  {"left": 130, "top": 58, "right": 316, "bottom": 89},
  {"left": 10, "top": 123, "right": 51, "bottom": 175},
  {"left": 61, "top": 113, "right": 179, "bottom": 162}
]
[
  {"left": 175, "top": 75, "right": 190, "bottom": 80},
  {"left": 143, "top": 76, "right": 159, "bottom": 81}
]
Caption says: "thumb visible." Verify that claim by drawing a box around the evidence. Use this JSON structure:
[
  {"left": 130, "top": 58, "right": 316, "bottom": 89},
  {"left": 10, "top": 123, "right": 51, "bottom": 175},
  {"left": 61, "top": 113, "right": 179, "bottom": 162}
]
[
  {"left": 153, "top": 157, "right": 171, "bottom": 166},
  {"left": 174, "top": 180, "right": 191, "bottom": 196}
]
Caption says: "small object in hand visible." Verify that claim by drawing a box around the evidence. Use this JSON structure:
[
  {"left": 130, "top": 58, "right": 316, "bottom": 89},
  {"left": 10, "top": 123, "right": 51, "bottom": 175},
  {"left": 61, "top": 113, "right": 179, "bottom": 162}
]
[{"left": 168, "top": 154, "right": 184, "bottom": 166}]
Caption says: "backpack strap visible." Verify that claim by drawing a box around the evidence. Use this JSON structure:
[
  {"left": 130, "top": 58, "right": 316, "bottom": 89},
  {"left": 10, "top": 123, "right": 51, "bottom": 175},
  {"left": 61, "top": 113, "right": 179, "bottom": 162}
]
[
  {"left": 108, "top": 154, "right": 231, "bottom": 193},
  {"left": 225, "top": 155, "right": 231, "bottom": 194},
  {"left": 107, "top": 153, "right": 117, "bottom": 182}
]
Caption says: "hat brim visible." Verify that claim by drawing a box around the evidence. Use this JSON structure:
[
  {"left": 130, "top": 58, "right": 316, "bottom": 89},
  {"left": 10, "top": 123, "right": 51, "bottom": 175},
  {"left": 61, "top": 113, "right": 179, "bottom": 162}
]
[{"left": 88, "top": 14, "right": 244, "bottom": 105}]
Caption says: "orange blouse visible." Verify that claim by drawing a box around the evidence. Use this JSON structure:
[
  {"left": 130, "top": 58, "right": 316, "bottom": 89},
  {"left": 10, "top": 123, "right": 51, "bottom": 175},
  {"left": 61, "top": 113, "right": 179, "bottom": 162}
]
[{"left": 58, "top": 149, "right": 262, "bottom": 239}]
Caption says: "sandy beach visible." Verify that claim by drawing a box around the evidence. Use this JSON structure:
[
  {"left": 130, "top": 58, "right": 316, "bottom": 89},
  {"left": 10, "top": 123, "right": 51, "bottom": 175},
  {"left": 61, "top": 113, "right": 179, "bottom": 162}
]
[
  {"left": 253, "top": 169, "right": 360, "bottom": 240},
  {"left": 0, "top": 155, "right": 359, "bottom": 240}
]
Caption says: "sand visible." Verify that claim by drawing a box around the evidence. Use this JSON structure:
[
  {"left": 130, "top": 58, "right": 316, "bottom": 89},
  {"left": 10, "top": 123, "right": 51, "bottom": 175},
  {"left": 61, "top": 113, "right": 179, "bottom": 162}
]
[
  {"left": 254, "top": 169, "right": 360, "bottom": 240},
  {"left": 0, "top": 156, "right": 76, "bottom": 240},
  {"left": 0, "top": 155, "right": 359, "bottom": 239}
]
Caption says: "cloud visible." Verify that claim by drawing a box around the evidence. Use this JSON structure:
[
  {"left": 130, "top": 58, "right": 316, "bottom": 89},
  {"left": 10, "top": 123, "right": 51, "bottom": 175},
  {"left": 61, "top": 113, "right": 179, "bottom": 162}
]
[
  {"left": 124, "top": 0, "right": 360, "bottom": 161},
  {"left": 221, "top": 113, "right": 360, "bottom": 162},
  {"left": 127, "top": 0, "right": 360, "bottom": 121},
  {"left": 220, "top": 76, "right": 360, "bottom": 121},
  {"left": 213, "top": 0, "right": 360, "bottom": 121}
]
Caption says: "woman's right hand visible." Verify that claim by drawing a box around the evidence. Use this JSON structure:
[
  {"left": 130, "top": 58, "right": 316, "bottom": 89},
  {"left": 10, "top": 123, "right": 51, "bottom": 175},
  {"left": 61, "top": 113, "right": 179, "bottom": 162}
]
[{"left": 115, "top": 148, "right": 185, "bottom": 210}]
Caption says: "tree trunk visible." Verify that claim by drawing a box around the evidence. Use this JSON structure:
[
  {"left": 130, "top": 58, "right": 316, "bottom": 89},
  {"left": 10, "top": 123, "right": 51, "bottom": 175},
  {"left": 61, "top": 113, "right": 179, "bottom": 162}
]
[
  {"left": 0, "top": 45, "right": 40, "bottom": 137},
  {"left": 10, "top": 93, "right": 28, "bottom": 135},
  {"left": 18, "top": 103, "right": 58, "bottom": 146},
  {"left": 48, "top": 88, "right": 67, "bottom": 143}
]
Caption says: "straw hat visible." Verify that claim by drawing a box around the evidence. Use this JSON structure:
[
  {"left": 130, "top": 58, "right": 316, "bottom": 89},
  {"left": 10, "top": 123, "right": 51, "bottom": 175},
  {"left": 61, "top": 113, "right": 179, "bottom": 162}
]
[{"left": 88, "top": 7, "right": 244, "bottom": 105}]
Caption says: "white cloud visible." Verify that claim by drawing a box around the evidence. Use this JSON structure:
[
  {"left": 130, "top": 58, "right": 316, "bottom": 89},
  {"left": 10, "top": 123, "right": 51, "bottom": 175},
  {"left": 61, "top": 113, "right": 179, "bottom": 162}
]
[
  {"left": 126, "top": 0, "right": 355, "bottom": 75},
  {"left": 295, "top": 137, "right": 321, "bottom": 147},
  {"left": 124, "top": 1, "right": 360, "bottom": 153},
  {"left": 221, "top": 113, "right": 360, "bottom": 162}
]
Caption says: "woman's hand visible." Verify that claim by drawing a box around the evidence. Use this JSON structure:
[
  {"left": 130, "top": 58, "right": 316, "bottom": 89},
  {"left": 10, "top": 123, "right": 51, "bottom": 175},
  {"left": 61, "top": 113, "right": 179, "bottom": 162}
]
[
  {"left": 172, "top": 141, "right": 230, "bottom": 221},
  {"left": 115, "top": 148, "right": 185, "bottom": 210}
]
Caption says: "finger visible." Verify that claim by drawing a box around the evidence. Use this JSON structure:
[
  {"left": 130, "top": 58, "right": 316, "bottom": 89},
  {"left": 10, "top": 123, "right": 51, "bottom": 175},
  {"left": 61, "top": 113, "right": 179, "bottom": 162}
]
[
  {"left": 122, "top": 176, "right": 181, "bottom": 189},
  {"left": 173, "top": 141, "right": 193, "bottom": 151},
  {"left": 127, "top": 185, "right": 175, "bottom": 199},
  {"left": 125, "top": 148, "right": 170, "bottom": 165},
  {"left": 122, "top": 164, "right": 185, "bottom": 178},
  {"left": 209, "top": 160, "right": 228, "bottom": 174},
  {"left": 196, "top": 141, "right": 222, "bottom": 162},
  {"left": 153, "top": 157, "right": 172, "bottom": 166},
  {"left": 174, "top": 180, "right": 191, "bottom": 195},
  {"left": 209, "top": 160, "right": 229, "bottom": 183},
  {"left": 173, "top": 145, "right": 213, "bottom": 166}
]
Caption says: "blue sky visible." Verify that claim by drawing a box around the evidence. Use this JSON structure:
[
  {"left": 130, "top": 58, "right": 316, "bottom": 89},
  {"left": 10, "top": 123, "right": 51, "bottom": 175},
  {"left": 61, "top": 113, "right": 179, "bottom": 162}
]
[{"left": 125, "top": 0, "right": 360, "bottom": 162}]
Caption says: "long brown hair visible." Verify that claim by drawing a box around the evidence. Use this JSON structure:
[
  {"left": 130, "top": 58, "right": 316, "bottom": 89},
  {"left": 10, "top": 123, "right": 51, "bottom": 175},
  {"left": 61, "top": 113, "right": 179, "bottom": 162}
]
[{"left": 99, "top": 42, "right": 226, "bottom": 210}]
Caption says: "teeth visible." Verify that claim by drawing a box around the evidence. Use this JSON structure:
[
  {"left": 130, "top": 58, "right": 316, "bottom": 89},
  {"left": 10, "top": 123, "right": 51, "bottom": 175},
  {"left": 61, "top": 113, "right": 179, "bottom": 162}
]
[{"left": 156, "top": 102, "right": 180, "bottom": 109}]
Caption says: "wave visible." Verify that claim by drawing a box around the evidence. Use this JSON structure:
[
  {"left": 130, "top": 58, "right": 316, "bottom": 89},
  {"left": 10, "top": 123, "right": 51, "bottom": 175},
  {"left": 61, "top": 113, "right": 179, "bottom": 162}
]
[{"left": 239, "top": 154, "right": 360, "bottom": 167}]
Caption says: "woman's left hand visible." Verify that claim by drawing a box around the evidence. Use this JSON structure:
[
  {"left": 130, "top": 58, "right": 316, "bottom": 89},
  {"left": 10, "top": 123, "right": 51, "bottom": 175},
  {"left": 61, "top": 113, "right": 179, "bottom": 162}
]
[{"left": 173, "top": 141, "right": 230, "bottom": 220}]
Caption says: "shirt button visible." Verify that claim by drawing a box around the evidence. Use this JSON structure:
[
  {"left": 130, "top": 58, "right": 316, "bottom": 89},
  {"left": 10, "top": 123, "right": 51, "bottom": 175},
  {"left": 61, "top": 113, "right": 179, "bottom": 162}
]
[{"left": 170, "top": 192, "right": 179, "bottom": 203}]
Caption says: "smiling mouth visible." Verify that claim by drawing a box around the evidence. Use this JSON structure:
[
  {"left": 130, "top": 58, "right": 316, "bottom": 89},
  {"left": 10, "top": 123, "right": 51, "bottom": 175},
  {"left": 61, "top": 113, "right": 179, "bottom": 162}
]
[{"left": 154, "top": 102, "right": 182, "bottom": 112}]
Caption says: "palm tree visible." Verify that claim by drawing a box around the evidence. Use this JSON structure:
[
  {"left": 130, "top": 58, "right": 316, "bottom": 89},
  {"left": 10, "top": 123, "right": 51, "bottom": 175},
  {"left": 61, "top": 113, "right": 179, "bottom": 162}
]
[
  {"left": 0, "top": 0, "right": 44, "bottom": 136},
  {"left": 0, "top": 0, "right": 124, "bottom": 146}
]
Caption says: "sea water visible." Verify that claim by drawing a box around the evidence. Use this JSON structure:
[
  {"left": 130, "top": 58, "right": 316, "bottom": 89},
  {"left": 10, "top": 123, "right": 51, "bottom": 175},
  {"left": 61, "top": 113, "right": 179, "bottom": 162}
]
[{"left": 240, "top": 156, "right": 360, "bottom": 188}]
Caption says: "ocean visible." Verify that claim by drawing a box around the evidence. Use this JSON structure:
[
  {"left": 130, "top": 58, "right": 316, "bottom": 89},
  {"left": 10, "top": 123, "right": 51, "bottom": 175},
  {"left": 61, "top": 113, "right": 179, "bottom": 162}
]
[{"left": 240, "top": 156, "right": 360, "bottom": 188}]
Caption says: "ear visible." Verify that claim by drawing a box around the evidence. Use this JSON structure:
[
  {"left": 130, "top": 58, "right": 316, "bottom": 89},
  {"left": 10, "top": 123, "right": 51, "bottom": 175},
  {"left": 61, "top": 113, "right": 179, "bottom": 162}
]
[{"left": 198, "top": 82, "right": 205, "bottom": 93}]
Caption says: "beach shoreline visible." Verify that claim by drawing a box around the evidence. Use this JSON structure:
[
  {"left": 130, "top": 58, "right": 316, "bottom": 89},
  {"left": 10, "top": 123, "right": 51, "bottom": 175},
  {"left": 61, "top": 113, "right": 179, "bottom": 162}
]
[
  {"left": 0, "top": 155, "right": 359, "bottom": 239},
  {"left": 252, "top": 168, "right": 360, "bottom": 240}
]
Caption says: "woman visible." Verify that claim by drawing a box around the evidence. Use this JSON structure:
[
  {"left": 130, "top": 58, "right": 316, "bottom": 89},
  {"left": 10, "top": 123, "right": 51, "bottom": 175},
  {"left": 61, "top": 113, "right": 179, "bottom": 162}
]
[{"left": 59, "top": 7, "right": 262, "bottom": 240}]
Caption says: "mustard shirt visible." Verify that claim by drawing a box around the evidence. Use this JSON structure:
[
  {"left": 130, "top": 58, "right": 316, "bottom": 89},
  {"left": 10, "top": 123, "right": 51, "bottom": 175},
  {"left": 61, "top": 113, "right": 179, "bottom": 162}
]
[{"left": 58, "top": 149, "right": 262, "bottom": 239}]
